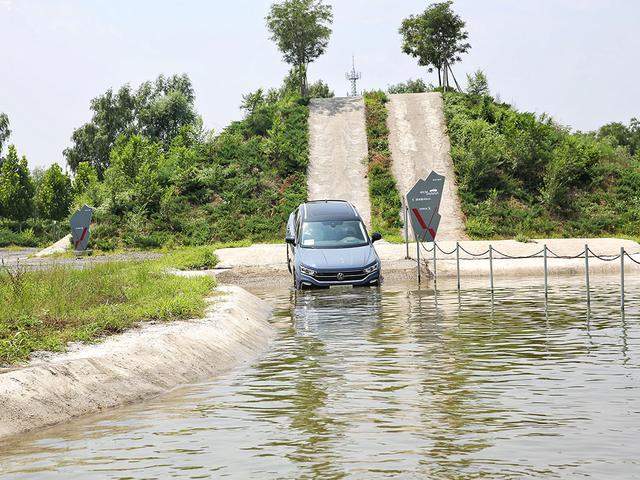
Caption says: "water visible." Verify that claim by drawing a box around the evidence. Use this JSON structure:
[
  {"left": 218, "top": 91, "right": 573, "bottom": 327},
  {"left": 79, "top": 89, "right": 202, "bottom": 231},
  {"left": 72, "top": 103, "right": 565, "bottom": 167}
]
[{"left": 1, "top": 277, "right": 639, "bottom": 479}]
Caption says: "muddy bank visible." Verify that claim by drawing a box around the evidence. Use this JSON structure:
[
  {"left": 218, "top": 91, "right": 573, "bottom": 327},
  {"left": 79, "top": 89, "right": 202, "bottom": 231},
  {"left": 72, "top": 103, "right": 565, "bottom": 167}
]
[{"left": 0, "top": 285, "right": 274, "bottom": 441}]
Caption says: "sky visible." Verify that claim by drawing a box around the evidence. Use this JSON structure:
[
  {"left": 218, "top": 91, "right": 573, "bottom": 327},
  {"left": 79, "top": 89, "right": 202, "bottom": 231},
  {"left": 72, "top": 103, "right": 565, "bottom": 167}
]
[{"left": 1, "top": 0, "right": 639, "bottom": 169}]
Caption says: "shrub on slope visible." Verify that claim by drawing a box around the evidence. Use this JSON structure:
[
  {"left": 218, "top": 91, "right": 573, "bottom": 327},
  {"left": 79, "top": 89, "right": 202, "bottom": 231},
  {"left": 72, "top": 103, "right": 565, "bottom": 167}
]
[
  {"left": 443, "top": 92, "right": 640, "bottom": 239},
  {"left": 87, "top": 94, "right": 309, "bottom": 249},
  {"left": 363, "top": 91, "right": 402, "bottom": 238}
]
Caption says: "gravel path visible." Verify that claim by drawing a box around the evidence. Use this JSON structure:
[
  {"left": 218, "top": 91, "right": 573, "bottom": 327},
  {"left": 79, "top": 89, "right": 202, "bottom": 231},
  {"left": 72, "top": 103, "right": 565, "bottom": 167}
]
[
  {"left": 387, "top": 92, "right": 467, "bottom": 240},
  {"left": 307, "top": 97, "right": 371, "bottom": 227}
]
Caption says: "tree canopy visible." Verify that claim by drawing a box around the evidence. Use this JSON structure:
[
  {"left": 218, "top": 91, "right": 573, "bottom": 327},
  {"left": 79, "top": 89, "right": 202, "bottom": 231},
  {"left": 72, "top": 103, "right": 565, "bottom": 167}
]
[
  {"left": 266, "top": 0, "right": 333, "bottom": 97},
  {"left": 466, "top": 70, "right": 490, "bottom": 96},
  {"left": 34, "top": 164, "right": 73, "bottom": 221},
  {"left": 387, "top": 78, "right": 429, "bottom": 94},
  {"left": 0, "top": 113, "right": 10, "bottom": 156},
  {"left": 0, "top": 145, "right": 34, "bottom": 221},
  {"left": 597, "top": 118, "right": 640, "bottom": 156},
  {"left": 64, "top": 74, "right": 198, "bottom": 177},
  {"left": 399, "top": 1, "right": 470, "bottom": 89}
]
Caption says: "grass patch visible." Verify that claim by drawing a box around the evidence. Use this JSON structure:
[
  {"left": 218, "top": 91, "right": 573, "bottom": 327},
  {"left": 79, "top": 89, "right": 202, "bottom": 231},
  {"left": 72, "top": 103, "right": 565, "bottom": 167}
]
[
  {"left": 363, "top": 91, "right": 403, "bottom": 238},
  {"left": 156, "top": 241, "right": 250, "bottom": 270},
  {"left": 0, "top": 259, "right": 215, "bottom": 366}
]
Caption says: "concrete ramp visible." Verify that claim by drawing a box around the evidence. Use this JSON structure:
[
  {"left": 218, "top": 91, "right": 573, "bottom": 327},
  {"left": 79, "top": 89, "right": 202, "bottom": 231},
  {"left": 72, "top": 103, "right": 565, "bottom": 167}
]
[
  {"left": 307, "top": 97, "right": 371, "bottom": 227},
  {"left": 387, "top": 92, "right": 467, "bottom": 240}
]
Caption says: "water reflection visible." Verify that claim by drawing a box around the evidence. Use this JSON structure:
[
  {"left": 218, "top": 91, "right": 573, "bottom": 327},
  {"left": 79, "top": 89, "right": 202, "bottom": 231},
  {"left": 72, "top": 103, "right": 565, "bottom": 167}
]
[{"left": 1, "top": 277, "right": 639, "bottom": 479}]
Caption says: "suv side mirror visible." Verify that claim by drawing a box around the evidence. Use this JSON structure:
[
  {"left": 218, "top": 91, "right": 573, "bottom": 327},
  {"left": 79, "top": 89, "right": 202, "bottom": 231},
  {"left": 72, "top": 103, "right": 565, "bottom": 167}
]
[
  {"left": 371, "top": 232, "right": 382, "bottom": 243},
  {"left": 285, "top": 236, "right": 295, "bottom": 244}
]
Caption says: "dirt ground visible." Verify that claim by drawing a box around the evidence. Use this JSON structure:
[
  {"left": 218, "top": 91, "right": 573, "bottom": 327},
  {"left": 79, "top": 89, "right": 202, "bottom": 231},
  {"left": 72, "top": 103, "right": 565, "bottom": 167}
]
[
  {"left": 307, "top": 97, "right": 372, "bottom": 227},
  {"left": 387, "top": 92, "right": 467, "bottom": 240}
]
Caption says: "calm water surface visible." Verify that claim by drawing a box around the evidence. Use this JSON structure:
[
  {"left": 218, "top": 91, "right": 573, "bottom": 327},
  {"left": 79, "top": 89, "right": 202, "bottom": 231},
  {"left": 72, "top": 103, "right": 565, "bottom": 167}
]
[{"left": 1, "top": 277, "right": 639, "bottom": 479}]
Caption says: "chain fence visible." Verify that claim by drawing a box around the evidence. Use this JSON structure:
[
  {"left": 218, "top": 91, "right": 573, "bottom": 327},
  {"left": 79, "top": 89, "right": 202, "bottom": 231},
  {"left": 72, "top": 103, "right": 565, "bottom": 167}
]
[{"left": 407, "top": 239, "right": 640, "bottom": 312}]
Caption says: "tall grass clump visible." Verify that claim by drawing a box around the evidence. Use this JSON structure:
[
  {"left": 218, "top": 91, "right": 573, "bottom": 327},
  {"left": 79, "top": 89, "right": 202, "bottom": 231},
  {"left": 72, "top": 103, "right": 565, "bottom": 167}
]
[
  {"left": 0, "top": 261, "right": 214, "bottom": 365},
  {"left": 363, "top": 91, "right": 403, "bottom": 238}
]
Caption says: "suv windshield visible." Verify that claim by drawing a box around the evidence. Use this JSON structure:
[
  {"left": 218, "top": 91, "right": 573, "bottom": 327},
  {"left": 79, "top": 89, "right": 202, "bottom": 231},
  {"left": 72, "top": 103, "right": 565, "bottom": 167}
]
[{"left": 300, "top": 220, "right": 369, "bottom": 249}]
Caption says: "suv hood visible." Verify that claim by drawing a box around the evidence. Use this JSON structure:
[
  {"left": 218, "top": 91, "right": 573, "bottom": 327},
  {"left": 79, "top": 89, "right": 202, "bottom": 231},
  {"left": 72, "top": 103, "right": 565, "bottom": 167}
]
[{"left": 298, "top": 245, "right": 377, "bottom": 270}]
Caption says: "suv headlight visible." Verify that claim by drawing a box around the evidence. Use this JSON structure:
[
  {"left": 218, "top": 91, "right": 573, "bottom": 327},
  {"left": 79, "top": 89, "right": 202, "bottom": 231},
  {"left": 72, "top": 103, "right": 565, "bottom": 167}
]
[
  {"left": 300, "top": 265, "right": 316, "bottom": 276},
  {"left": 364, "top": 263, "right": 379, "bottom": 274}
]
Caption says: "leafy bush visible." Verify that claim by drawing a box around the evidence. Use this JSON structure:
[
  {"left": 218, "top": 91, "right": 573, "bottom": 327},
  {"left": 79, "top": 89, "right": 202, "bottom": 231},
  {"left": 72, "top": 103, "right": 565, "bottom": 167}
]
[
  {"left": 84, "top": 90, "right": 309, "bottom": 249},
  {"left": 443, "top": 91, "right": 640, "bottom": 239},
  {"left": 387, "top": 78, "right": 430, "bottom": 94}
]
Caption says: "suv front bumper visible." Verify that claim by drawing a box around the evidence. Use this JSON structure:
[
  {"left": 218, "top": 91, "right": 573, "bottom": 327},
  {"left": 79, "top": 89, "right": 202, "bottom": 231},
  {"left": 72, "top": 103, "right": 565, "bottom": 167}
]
[{"left": 298, "top": 269, "right": 381, "bottom": 288}]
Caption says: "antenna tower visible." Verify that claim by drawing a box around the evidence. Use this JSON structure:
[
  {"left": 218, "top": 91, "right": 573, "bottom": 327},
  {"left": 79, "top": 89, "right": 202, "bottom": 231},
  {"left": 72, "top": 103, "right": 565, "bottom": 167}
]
[{"left": 345, "top": 56, "right": 361, "bottom": 97}]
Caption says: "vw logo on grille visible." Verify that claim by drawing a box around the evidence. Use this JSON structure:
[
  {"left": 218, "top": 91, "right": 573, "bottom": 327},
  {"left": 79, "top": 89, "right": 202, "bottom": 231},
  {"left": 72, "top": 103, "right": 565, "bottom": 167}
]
[{"left": 336, "top": 272, "right": 344, "bottom": 281}]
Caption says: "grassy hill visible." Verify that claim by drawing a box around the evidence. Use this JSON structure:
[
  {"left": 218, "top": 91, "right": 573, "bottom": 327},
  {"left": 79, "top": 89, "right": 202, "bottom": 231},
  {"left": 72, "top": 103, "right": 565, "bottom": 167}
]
[
  {"left": 2, "top": 74, "right": 639, "bottom": 251},
  {"left": 90, "top": 95, "right": 309, "bottom": 250},
  {"left": 443, "top": 91, "right": 640, "bottom": 240}
]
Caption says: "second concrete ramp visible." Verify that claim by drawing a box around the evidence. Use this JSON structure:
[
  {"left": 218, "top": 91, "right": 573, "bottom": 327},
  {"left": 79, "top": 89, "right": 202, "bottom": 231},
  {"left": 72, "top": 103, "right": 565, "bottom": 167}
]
[
  {"left": 307, "top": 97, "right": 371, "bottom": 227},
  {"left": 387, "top": 92, "right": 467, "bottom": 240}
]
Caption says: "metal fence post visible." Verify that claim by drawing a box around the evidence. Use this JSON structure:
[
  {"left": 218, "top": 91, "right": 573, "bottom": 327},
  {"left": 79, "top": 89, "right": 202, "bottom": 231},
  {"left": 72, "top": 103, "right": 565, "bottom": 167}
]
[
  {"left": 543, "top": 245, "right": 548, "bottom": 300},
  {"left": 621, "top": 246, "right": 625, "bottom": 312},
  {"left": 489, "top": 245, "right": 494, "bottom": 292},
  {"left": 433, "top": 242, "right": 438, "bottom": 289},
  {"left": 416, "top": 234, "right": 421, "bottom": 284},
  {"left": 456, "top": 241, "right": 461, "bottom": 291},
  {"left": 585, "top": 244, "right": 590, "bottom": 306},
  {"left": 404, "top": 203, "right": 409, "bottom": 259}
]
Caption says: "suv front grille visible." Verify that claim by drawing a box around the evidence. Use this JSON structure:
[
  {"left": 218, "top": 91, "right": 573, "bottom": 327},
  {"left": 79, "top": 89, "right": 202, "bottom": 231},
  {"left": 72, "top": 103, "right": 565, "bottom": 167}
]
[{"left": 314, "top": 269, "right": 368, "bottom": 282}]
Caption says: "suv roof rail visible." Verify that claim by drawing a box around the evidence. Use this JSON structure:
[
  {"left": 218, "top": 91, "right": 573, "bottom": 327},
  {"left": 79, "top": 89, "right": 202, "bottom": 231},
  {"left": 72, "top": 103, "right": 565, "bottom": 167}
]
[{"left": 305, "top": 199, "right": 350, "bottom": 204}]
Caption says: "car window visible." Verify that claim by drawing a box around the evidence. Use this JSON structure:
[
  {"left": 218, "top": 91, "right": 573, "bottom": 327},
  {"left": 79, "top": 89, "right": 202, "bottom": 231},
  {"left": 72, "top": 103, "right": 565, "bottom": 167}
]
[{"left": 300, "top": 220, "right": 369, "bottom": 248}]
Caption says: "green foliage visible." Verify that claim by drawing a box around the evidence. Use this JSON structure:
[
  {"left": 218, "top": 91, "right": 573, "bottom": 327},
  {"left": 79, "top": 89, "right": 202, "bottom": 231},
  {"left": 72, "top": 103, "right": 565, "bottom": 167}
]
[
  {"left": 64, "top": 74, "right": 198, "bottom": 177},
  {"left": 156, "top": 245, "right": 220, "bottom": 270},
  {"left": 363, "top": 91, "right": 402, "bottom": 237},
  {"left": 0, "top": 218, "right": 63, "bottom": 247},
  {"left": 0, "top": 145, "right": 34, "bottom": 221},
  {"left": 34, "top": 164, "right": 72, "bottom": 221},
  {"left": 443, "top": 91, "right": 640, "bottom": 239},
  {"left": 399, "top": 1, "right": 470, "bottom": 87},
  {"left": 0, "top": 112, "right": 10, "bottom": 155},
  {"left": 73, "top": 162, "right": 98, "bottom": 195},
  {"left": 266, "top": 0, "right": 333, "bottom": 96},
  {"left": 387, "top": 78, "right": 430, "bottom": 94},
  {"left": 72, "top": 162, "right": 100, "bottom": 209},
  {"left": 86, "top": 89, "right": 309, "bottom": 249},
  {"left": 466, "top": 69, "right": 489, "bottom": 96},
  {"left": 307, "top": 79, "right": 334, "bottom": 99},
  {"left": 596, "top": 118, "right": 640, "bottom": 156},
  {"left": 0, "top": 260, "right": 214, "bottom": 365}
]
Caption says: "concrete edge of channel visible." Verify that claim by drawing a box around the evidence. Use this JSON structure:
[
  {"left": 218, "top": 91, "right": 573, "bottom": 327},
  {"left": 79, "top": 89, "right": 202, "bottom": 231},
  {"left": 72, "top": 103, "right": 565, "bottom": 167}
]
[{"left": 0, "top": 284, "right": 275, "bottom": 441}]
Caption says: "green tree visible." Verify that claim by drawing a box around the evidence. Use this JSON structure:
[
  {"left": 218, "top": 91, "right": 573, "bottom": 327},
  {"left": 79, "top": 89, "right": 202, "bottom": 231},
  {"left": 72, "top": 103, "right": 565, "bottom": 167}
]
[
  {"left": 0, "top": 145, "right": 34, "bottom": 221},
  {"left": 399, "top": 1, "right": 470, "bottom": 90},
  {"left": 64, "top": 74, "right": 197, "bottom": 176},
  {"left": 387, "top": 78, "right": 429, "bottom": 94},
  {"left": 0, "top": 112, "right": 10, "bottom": 156},
  {"left": 241, "top": 89, "right": 266, "bottom": 116},
  {"left": 35, "top": 164, "right": 73, "bottom": 220},
  {"left": 466, "top": 70, "right": 489, "bottom": 96},
  {"left": 307, "top": 79, "right": 334, "bottom": 98},
  {"left": 597, "top": 118, "right": 640, "bottom": 156},
  {"left": 73, "top": 162, "right": 99, "bottom": 196},
  {"left": 266, "top": 0, "right": 333, "bottom": 97},
  {"left": 136, "top": 75, "right": 197, "bottom": 144}
]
